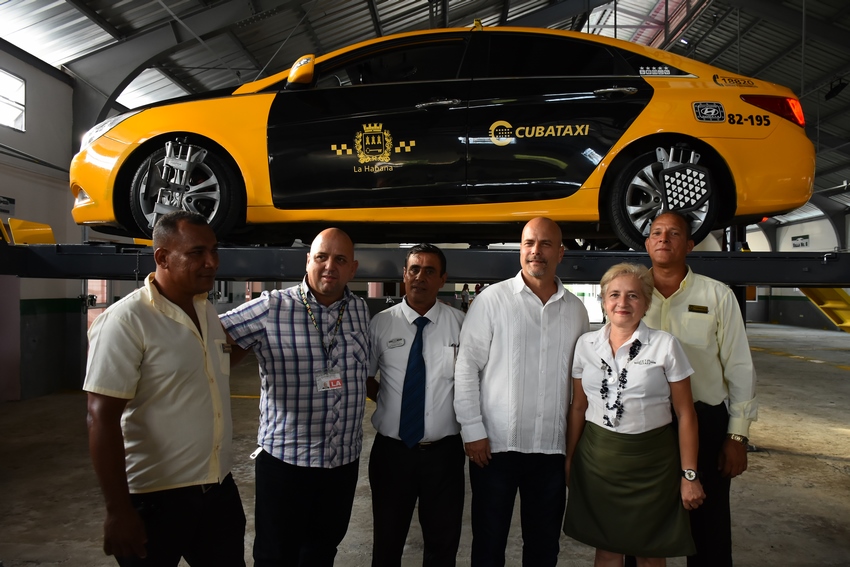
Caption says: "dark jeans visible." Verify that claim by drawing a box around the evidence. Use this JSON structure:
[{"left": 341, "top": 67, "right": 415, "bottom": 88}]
[
  {"left": 369, "top": 433, "right": 465, "bottom": 567},
  {"left": 253, "top": 450, "right": 359, "bottom": 567},
  {"left": 469, "top": 451, "right": 566, "bottom": 567},
  {"left": 116, "top": 473, "right": 245, "bottom": 567},
  {"left": 626, "top": 401, "right": 733, "bottom": 567}
]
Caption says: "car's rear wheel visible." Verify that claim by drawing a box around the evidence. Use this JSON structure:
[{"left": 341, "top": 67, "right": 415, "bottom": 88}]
[
  {"left": 129, "top": 139, "right": 244, "bottom": 239},
  {"left": 609, "top": 144, "right": 719, "bottom": 250}
]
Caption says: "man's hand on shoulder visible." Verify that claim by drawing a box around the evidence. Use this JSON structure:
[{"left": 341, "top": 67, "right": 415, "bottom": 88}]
[
  {"left": 465, "top": 438, "right": 492, "bottom": 468},
  {"left": 718, "top": 437, "right": 748, "bottom": 478},
  {"left": 103, "top": 505, "right": 148, "bottom": 558}
]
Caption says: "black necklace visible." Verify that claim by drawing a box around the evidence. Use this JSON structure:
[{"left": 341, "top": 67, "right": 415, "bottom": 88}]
[{"left": 600, "top": 339, "right": 642, "bottom": 428}]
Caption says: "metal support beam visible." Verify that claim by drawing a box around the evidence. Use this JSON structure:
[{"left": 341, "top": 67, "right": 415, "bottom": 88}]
[
  {"left": 816, "top": 157, "right": 850, "bottom": 178},
  {"left": 705, "top": 17, "right": 762, "bottom": 66},
  {"left": 686, "top": 7, "right": 734, "bottom": 58},
  {"left": 727, "top": 0, "right": 850, "bottom": 54},
  {"left": 66, "top": 0, "right": 290, "bottom": 139},
  {"left": 499, "top": 0, "right": 511, "bottom": 26},
  {"left": 756, "top": 219, "right": 779, "bottom": 252},
  {"left": 748, "top": 40, "right": 801, "bottom": 78},
  {"left": 652, "top": 0, "right": 712, "bottom": 51},
  {"left": 366, "top": 0, "right": 384, "bottom": 37},
  {"left": 508, "top": 0, "right": 610, "bottom": 27},
  {"left": 65, "top": 0, "right": 123, "bottom": 40},
  {"left": 1, "top": 245, "right": 848, "bottom": 287}
]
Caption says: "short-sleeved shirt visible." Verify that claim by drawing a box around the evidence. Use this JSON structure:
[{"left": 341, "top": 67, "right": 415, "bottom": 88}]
[
  {"left": 83, "top": 273, "right": 233, "bottom": 493},
  {"left": 572, "top": 321, "right": 693, "bottom": 434},
  {"left": 644, "top": 267, "right": 757, "bottom": 436},
  {"left": 220, "top": 279, "right": 370, "bottom": 468},
  {"left": 369, "top": 298, "right": 465, "bottom": 441}
]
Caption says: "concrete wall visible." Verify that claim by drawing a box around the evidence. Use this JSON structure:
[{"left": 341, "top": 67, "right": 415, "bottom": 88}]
[{"left": 0, "top": 45, "right": 83, "bottom": 401}]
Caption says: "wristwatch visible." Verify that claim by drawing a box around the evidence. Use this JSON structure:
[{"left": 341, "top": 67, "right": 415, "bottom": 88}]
[
  {"left": 727, "top": 433, "right": 749, "bottom": 445},
  {"left": 682, "top": 469, "right": 698, "bottom": 481}
]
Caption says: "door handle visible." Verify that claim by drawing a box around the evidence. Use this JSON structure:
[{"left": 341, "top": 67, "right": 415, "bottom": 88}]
[
  {"left": 415, "top": 99, "right": 462, "bottom": 109},
  {"left": 593, "top": 87, "right": 638, "bottom": 98}
]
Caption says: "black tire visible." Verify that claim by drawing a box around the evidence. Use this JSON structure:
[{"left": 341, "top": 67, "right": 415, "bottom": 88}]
[
  {"left": 609, "top": 144, "right": 719, "bottom": 250},
  {"left": 129, "top": 140, "right": 244, "bottom": 239}
]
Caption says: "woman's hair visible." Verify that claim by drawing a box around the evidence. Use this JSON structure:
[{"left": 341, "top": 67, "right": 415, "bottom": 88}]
[
  {"left": 462, "top": 283, "right": 469, "bottom": 290},
  {"left": 600, "top": 263, "right": 654, "bottom": 311}
]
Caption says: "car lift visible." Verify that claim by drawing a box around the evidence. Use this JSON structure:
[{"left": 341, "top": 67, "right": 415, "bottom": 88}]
[{"left": 0, "top": 241, "right": 848, "bottom": 286}]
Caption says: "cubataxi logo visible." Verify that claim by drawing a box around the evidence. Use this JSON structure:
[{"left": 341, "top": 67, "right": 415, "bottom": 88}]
[{"left": 488, "top": 120, "right": 590, "bottom": 146}]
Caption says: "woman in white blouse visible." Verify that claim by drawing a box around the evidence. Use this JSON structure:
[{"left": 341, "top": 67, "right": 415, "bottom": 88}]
[{"left": 563, "top": 263, "right": 705, "bottom": 566}]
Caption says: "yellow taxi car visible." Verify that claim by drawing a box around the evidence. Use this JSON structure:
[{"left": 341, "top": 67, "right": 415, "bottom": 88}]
[{"left": 70, "top": 25, "right": 814, "bottom": 249}]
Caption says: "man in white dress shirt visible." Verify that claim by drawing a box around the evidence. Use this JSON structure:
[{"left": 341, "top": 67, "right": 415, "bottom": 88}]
[
  {"left": 367, "top": 243, "right": 466, "bottom": 566},
  {"left": 454, "top": 217, "right": 589, "bottom": 567}
]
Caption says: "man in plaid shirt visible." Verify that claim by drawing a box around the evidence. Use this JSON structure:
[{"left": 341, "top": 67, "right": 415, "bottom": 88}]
[{"left": 221, "top": 228, "right": 370, "bottom": 567}]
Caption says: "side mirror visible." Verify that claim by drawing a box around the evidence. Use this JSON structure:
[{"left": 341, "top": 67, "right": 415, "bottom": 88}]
[{"left": 285, "top": 54, "right": 315, "bottom": 89}]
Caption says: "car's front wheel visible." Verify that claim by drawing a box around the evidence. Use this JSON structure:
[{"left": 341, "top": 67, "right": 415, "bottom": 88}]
[
  {"left": 609, "top": 144, "right": 720, "bottom": 250},
  {"left": 129, "top": 139, "right": 244, "bottom": 239}
]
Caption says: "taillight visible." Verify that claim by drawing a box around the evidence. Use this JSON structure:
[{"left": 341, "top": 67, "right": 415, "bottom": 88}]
[{"left": 740, "top": 95, "right": 806, "bottom": 128}]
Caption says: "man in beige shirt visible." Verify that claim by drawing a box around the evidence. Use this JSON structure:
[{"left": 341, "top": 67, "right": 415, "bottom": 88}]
[
  {"left": 85, "top": 211, "right": 245, "bottom": 566},
  {"left": 640, "top": 211, "right": 757, "bottom": 567}
]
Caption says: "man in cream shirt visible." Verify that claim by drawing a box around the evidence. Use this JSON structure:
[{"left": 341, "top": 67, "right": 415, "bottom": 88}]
[
  {"left": 641, "top": 211, "right": 757, "bottom": 567},
  {"left": 454, "top": 217, "right": 589, "bottom": 567},
  {"left": 85, "top": 211, "right": 244, "bottom": 566}
]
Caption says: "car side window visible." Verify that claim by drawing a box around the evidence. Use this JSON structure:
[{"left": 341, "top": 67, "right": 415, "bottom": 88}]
[
  {"left": 481, "top": 34, "right": 619, "bottom": 78},
  {"left": 316, "top": 38, "right": 469, "bottom": 88}
]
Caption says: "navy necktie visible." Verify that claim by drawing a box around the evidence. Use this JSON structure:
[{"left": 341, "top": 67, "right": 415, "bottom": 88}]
[{"left": 399, "top": 316, "right": 429, "bottom": 448}]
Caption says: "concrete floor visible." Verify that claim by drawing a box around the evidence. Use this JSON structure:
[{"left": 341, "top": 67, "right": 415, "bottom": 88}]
[{"left": 0, "top": 323, "right": 848, "bottom": 566}]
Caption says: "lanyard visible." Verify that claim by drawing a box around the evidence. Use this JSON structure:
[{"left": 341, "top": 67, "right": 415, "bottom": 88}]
[{"left": 299, "top": 283, "right": 347, "bottom": 367}]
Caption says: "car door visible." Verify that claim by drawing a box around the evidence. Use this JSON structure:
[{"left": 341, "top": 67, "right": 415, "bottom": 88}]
[
  {"left": 465, "top": 32, "right": 653, "bottom": 204},
  {"left": 266, "top": 34, "right": 472, "bottom": 210}
]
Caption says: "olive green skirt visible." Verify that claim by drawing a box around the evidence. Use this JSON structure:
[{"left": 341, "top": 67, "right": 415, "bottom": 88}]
[{"left": 563, "top": 422, "right": 695, "bottom": 558}]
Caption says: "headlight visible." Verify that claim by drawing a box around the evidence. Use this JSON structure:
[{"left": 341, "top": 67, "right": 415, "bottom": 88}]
[{"left": 79, "top": 110, "right": 142, "bottom": 150}]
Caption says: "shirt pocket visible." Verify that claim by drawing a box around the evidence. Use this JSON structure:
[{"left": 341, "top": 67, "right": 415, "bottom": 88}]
[
  {"left": 214, "top": 339, "right": 231, "bottom": 376},
  {"left": 679, "top": 312, "right": 714, "bottom": 348},
  {"left": 434, "top": 346, "right": 458, "bottom": 382}
]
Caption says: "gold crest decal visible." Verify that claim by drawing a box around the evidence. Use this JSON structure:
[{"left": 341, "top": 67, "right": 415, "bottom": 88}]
[{"left": 355, "top": 123, "right": 393, "bottom": 163}]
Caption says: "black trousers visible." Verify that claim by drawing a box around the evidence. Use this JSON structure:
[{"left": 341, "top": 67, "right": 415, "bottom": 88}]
[
  {"left": 626, "top": 401, "right": 733, "bottom": 566},
  {"left": 117, "top": 473, "right": 246, "bottom": 567},
  {"left": 469, "top": 452, "right": 566, "bottom": 567},
  {"left": 369, "top": 433, "right": 465, "bottom": 567},
  {"left": 253, "top": 450, "right": 359, "bottom": 567}
]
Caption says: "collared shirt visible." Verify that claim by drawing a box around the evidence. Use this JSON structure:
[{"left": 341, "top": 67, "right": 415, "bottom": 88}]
[
  {"left": 220, "top": 278, "right": 371, "bottom": 468},
  {"left": 83, "top": 273, "right": 233, "bottom": 493},
  {"left": 644, "top": 267, "right": 758, "bottom": 436},
  {"left": 454, "top": 271, "right": 590, "bottom": 455},
  {"left": 369, "top": 298, "right": 465, "bottom": 441},
  {"left": 573, "top": 321, "right": 693, "bottom": 434}
]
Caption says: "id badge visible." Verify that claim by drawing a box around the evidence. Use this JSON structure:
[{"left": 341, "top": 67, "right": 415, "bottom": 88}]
[{"left": 316, "top": 369, "right": 343, "bottom": 392}]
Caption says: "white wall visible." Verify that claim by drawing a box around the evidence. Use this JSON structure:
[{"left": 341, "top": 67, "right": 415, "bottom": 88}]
[
  {"left": 744, "top": 228, "right": 771, "bottom": 252},
  {"left": 846, "top": 214, "right": 850, "bottom": 250},
  {"left": 0, "top": 48, "right": 78, "bottom": 299},
  {"left": 776, "top": 218, "right": 839, "bottom": 252}
]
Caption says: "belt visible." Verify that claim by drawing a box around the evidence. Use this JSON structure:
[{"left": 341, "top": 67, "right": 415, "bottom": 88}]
[{"left": 380, "top": 433, "right": 460, "bottom": 451}]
